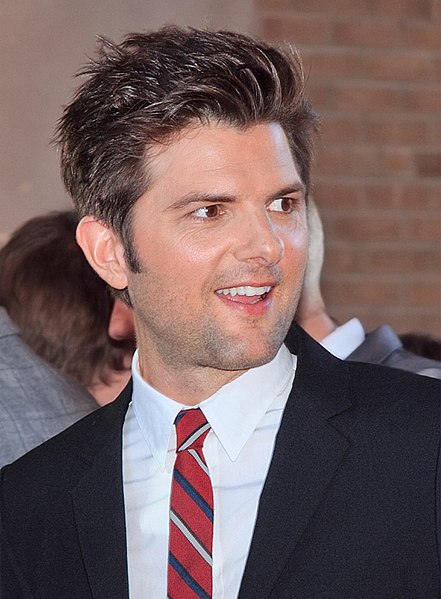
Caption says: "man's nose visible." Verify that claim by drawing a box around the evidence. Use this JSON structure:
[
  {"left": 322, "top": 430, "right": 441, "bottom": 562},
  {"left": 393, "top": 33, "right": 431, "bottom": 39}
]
[{"left": 233, "top": 211, "right": 285, "bottom": 266}]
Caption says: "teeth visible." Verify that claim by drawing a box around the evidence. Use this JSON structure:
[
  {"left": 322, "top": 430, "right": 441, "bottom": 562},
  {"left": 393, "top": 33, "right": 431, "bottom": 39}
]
[{"left": 216, "top": 285, "right": 271, "bottom": 297}]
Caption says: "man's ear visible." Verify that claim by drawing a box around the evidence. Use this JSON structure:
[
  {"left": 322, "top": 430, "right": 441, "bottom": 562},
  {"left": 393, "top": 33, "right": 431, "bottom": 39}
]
[{"left": 76, "top": 216, "right": 128, "bottom": 290}]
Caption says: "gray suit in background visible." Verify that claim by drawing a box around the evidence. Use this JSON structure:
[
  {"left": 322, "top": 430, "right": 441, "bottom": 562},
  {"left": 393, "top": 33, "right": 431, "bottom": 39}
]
[
  {"left": 0, "top": 308, "right": 97, "bottom": 467},
  {"left": 348, "top": 324, "right": 441, "bottom": 380}
]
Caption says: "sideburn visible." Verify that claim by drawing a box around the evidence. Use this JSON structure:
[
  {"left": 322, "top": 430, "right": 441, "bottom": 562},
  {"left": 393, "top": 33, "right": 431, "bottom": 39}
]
[{"left": 120, "top": 212, "right": 142, "bottom": 274}]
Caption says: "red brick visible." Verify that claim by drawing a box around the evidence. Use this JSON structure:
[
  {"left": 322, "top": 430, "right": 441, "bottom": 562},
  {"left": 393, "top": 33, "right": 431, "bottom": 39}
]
[
  {"left": 405, "top": 216, "right": 441, "bottom": 241},
  {"left": 363, "top": 183, "right": 435, "bottom": 209},
  {"left": 415, "top": 152, "right": 441, "bottom": 177},
  {"left": 304, "top": 81, "right": 334, "bottom": 109},
  {"left": 382, "top": 147, "right": 415, "bottom": 176},
  {"left": 313, "top": 182, "right": 364, "bottom": 208},
  {"left": 323, "top": 246, "right": 361, "bottom": 272},
  {"left": 365, "top": 249, "right": 439, "bottom": 273},
  {"left": 316, "top": 144, "right": 381, "bottom": 176},
  {"left": 256, "top": 0, "right": 365, "bottom": 11},
  {"left": 359, "top": 52, "right": 433, "bottom": 82},
  {"left": 321, "top": 113, "right": 362, "bottom": 142},
  {"left": 260, "top": 15, "right": 332, "bottom": 44},
  {"left": 362, "top": 183, "right": 402, "bottom": 208},
  {"left": 406, "top": 282, "right": 441, "bottom": 307},
  {"left": 434, "top": 57, "right": 441, "bottom": 83},
  {"left": 366, "top": 0, "right": 433, "bottom": 18},
  {"left": 405, "top": 87, "right": 441, "bottom": 113},
  {"left": 328, "top": 215, "right": 401, "bottom": 241},
  {"left": 433, "top": 192, "right": 441, "bottom": 210},
  {"left": 334, "top": 83, "right": 403, "bottom": 111},
  {"left": 405, "top": 21, "right": 441, "bottom": 49},
  {"left": 322, "top": 279, "right": 400, "bottom": 305},
  {"left": 300, "top": 49, "right": 360, "bottom": 79},
  {"left": 333, "top": 19, "right": 403, "bottom": 47},
  {"left": 432, "top": 120, "right": 441, "bottom": 145},
  {"left": 363, "top": 117, "right": 427, "bottom": 144},
  {"left": 399, "top": 183, "right": 440, "bottom": 209}
]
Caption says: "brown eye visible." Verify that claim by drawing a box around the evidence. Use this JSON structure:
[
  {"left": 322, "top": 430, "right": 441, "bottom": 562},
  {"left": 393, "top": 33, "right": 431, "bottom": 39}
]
[
  {"left": 192, "top": 205, "right": 223, "bottom": 219},
  {"left": 204, "top": 205, "right": 220, "bottom": 218},
  {"left": 269, "top": 197, "right": 294, "bottom": 213}
]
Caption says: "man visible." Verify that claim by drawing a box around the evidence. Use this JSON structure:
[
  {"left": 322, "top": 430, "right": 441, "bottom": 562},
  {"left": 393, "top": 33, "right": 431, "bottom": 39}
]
[
  {"left": 0, "top": 306, "right": 97, "bottom": 466},
  {"left": 296, "top": 198, "right": 441, "bottom": 379},
  {"left": 1, "top": 27, "right": 440, "bottom": 599},
  {"left": 0, "top": 210, "right": 135, "bottom": 466}
]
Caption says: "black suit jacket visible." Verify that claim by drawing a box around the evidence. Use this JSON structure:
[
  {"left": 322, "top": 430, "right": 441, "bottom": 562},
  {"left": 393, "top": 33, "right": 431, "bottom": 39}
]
[{"left": 1, "top": 325, "right": 441, "bottom": 598}]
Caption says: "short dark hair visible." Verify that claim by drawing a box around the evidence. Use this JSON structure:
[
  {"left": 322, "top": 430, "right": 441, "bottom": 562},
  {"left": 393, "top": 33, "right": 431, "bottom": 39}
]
[
  {"left": 56, "top": 26, "right": 319, "bottom": 242},
  {"left": 400, "top": 332, "right": 441, "bottom": 362},
  {"left": 0, "top": 211, "right": 133, "bottom": 387}
]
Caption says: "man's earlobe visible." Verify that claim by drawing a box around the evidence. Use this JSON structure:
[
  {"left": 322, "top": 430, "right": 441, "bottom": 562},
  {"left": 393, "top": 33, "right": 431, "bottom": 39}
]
[{"left": 76, "top": 216, "right": 128, "bottom": 290}]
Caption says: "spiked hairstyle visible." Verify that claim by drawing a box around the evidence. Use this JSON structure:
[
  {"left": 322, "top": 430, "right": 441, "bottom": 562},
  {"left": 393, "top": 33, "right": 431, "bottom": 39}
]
[{"left": 56, "top": 27, "right": 319, "bottom": 250}]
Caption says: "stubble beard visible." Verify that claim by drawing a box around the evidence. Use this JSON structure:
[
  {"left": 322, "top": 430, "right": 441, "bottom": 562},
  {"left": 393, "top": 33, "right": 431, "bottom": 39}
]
[
  {"left": 134, "top": 283, "right": 298, "bottom": 378},
  {"left": 197, "top": 308, "right": 295, "bottom": 371},
  {"left": 126, "top": 248, "right": 300, "bottom": 378}
]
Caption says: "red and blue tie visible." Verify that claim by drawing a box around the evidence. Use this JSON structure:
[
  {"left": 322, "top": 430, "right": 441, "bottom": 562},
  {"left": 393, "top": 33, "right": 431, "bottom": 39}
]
[{"left": 168, "top": 409, "right": 213, "bottom": 599}]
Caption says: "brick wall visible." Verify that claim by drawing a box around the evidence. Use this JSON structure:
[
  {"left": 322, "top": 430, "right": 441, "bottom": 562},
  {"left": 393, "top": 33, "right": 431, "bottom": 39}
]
[{"left": 257, "top": 0, "right": 441, "bottom": 336}]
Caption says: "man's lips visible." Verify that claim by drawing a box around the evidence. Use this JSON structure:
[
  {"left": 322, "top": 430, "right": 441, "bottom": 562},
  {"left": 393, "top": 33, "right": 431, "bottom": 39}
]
[{"left": 215, "top": 285, "right": 273, "bottom": 304}]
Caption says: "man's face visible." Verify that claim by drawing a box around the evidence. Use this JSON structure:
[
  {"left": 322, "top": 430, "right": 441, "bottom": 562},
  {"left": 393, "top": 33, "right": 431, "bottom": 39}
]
[{"left": 124, "top": 122, "right": 308, "bottom": 392}]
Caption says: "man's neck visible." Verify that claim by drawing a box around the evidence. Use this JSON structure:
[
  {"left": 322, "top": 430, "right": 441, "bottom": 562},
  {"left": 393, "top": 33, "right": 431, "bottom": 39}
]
[
  {"left": 137, "top": 354, "right": 246, "bottom": 406},
  {"left": 298, "top": 308, "right": 337, "bottom": 343},
  {"left": 88, "top": 370, "right": 132, "bottom": 406}
]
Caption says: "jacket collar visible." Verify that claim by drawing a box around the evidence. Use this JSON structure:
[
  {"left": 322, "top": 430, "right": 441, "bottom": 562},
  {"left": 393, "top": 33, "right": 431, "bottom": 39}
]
[
  {"left": 0, "top": 307, "right": 20, "bottom": 337},
  {"left": 239, "top": 324, "right": 352, "bottom": 598},
  {"left": 347, "top": 324, "right": 402, "bottom": 364},
  {"left": 71, "top": 383, "right": 132, "bottom": 599}
]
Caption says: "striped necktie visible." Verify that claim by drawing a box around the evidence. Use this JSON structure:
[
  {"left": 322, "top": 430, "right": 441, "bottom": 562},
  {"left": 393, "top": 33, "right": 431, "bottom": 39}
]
[{"left": 168, "top": 409, "right": 213, "bottom": 599}]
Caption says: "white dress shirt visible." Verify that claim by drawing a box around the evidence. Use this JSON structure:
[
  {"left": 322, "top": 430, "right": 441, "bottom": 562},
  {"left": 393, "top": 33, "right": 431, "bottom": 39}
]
[
  {"left": 123, "top": 344, "right": 296, "bottom": 599},
  {"left": 320, "top": 317, "right": 366, "bottom": 360}
]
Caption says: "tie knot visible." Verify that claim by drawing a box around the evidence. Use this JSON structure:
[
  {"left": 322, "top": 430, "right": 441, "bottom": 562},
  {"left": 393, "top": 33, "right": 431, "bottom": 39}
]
[{"left": 175, "top": 408, "right": 210, "bottom": 452}]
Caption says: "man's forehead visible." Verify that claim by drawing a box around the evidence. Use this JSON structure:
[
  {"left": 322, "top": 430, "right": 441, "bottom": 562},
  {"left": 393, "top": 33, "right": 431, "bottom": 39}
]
[{"left": 143, "top": 121, "right": 301, "bottom": 188}]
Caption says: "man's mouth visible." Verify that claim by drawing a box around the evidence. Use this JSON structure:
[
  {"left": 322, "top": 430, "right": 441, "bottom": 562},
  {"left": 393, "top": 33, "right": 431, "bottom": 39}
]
[{"left": 215, "top": 285, "right": 272, "bottom": 304}]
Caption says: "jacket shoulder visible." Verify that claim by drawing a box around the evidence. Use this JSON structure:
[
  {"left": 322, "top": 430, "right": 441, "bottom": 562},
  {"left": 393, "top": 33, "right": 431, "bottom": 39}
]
[
  {"left": 343, "top": 359, "right": 440, "bottom": 446},
  {"left": 1, "top": 382, "right": 131, "bottom": 492}
]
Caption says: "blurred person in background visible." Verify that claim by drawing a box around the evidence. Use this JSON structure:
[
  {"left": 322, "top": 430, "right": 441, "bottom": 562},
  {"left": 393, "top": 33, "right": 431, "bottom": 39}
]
[
  {"left": 400, "top": 331, "right": 441, "bottom": 362},
  {"left": 0, "top": 210, "right": 135, "bottom": 465},
  {"left": 295, "top": 198, "right": 441, "bottom": 379}
]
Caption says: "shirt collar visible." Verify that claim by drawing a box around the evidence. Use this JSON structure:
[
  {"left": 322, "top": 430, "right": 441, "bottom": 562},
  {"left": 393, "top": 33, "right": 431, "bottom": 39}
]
[
  {"left": 320, "top": 317, "right": 366, "bottom": 359},
  {"left": 131, "top": 345, "right": 296, "bottom": 469}
]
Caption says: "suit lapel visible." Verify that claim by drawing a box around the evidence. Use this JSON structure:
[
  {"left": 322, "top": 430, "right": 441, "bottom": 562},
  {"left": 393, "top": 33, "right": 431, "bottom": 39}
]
[
  {"left": 239, "top": 326, "right": 352, "bottom": 599},
  {"left": 71, "top": 385, "right": 132, "bottom": 599}
]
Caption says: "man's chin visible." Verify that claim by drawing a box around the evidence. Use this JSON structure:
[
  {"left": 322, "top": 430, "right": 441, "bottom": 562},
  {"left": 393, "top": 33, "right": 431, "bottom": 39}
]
[
  {"left": 209, "top": 340, "right": 282, "bottom": 372},
  {"left": 199, "top": 315, "right": 292, "bottom": 371}
]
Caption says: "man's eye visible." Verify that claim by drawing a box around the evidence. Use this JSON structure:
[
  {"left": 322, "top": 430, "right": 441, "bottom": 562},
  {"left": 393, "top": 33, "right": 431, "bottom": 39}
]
[
  {"left": 268, "top": 197, "right": 295, "bottom": 213},
  {"left": 191, "top": 205, "right": 223, "bottom": 219}
]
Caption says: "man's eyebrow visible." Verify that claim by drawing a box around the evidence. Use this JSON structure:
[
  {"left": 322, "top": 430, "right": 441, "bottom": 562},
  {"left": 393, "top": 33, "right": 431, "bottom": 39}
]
[
  {"left": 268, "top": 183, "right": 306, "bottom": 201},
  {"left": 168, "top": 192, "right": 236, "bottom": 211},
  {"left": 168, "top": 183, "right": 305, "bottom": 211}
]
